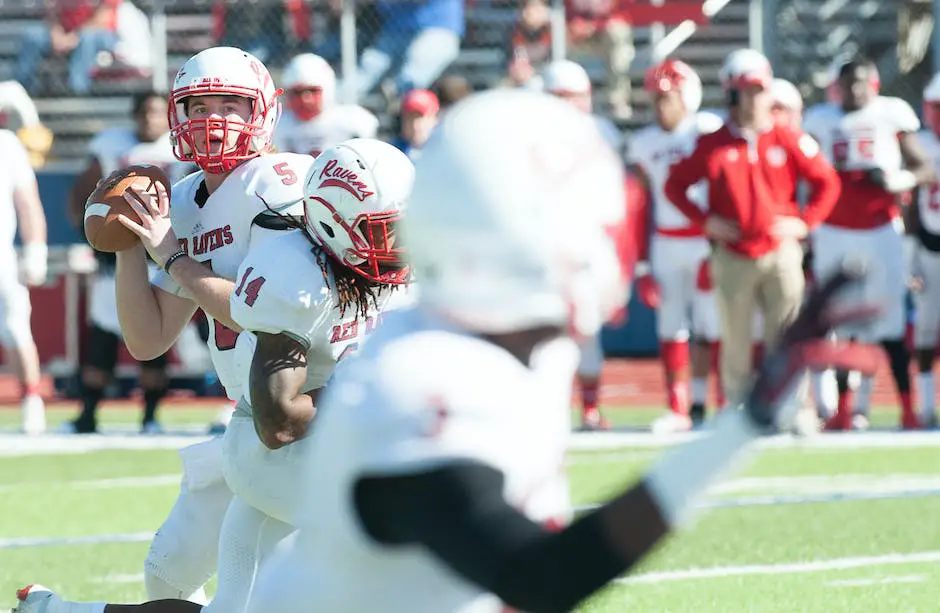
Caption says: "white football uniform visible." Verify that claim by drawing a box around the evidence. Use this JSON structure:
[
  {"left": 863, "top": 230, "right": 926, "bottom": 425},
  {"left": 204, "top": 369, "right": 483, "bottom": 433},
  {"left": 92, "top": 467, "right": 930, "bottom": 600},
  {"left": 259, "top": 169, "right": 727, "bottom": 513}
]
[
  {"left": 0, "top": 129, "right": 36, "bottom": 348},
  {"left": 273, "top": 106, "right": 380, "bottom": 157},
  {"left": 244, "top": 306, "right": 576, "bottom": 613},
  {"left": 913, "top": 130, "right": 940, "bottom": 349},
  {"left": 144, "top": 153, "right": 312, "bottom": 600},
  {"left": 196, "top": 230, "right": 408, "bottom": 613},
  {"left": 629, "top": 112, "right": 723, "bottom": 342},
  {"left": 804, "top": 97, "right": 920, "bottom": 341},
  {"left": 85, "top": 127, "right": 179, "bottom": 335}
]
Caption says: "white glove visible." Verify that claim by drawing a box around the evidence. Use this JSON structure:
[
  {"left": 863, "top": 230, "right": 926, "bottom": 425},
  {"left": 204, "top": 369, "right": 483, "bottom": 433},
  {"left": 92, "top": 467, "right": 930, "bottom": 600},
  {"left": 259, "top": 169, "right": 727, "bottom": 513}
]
[
  {"left": 870, "top": 168, "right": 918, "bottom": 194},
  {"left": 21, "top": 242, "right": 47, "bottom": 286}
]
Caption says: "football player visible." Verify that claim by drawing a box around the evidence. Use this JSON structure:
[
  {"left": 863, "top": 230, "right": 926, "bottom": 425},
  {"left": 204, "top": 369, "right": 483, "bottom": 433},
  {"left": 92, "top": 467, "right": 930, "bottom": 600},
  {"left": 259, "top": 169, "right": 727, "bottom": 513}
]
[
  {"left": 910, "top": 72, "right": 940, "bottom": 428},
  {"left": 803, "top": 56, "right": 935, "bottom": 430},
  {"left": 0, "top": 127, "right": 47, "bottom": 435},
  {"left": 273, "top": 53, "right": 379, "bottom": 158},
  {"left": 540, "top": 58, "right": 624, "bottom": 429},
  {"left": 629, "top": 59, "right": 724, "bottom": 432},
  {"left": 221, "top": 90, "right": 871, "bottom": 613},
  {"left": 104, "top": 47, "right": 314, "bottom": 605}
]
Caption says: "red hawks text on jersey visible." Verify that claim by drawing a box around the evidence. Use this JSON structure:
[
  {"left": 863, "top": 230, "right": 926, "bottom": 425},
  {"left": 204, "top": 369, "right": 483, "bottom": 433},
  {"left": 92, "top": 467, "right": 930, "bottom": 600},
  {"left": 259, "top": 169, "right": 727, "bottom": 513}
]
[{"left": 803, "top": 97, "right": 920, "bottom": 229}]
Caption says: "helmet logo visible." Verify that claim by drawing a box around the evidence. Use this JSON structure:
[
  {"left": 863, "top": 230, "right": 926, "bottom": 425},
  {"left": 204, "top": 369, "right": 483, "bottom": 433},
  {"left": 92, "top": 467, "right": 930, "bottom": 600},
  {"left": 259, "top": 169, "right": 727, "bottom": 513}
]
[{"left": 318, "top": 159, "right": 375, "bottom": 201}]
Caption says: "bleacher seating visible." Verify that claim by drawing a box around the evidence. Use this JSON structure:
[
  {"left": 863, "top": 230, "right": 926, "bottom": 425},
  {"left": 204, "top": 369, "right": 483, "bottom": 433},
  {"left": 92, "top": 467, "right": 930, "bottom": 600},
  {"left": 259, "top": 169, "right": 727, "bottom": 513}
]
[{"left": 0, "top": 0, "right": 752, "bottom": 167}]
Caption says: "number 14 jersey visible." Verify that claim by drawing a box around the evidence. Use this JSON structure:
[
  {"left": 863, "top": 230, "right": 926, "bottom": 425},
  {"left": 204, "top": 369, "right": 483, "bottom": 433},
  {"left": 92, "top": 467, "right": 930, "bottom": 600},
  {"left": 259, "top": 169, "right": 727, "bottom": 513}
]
[
  {"left": 803, "top": 96, "right": 920, "bottom": 229},
  {"left": 152, "top": 152, "right": 314, "bottom": 401}
]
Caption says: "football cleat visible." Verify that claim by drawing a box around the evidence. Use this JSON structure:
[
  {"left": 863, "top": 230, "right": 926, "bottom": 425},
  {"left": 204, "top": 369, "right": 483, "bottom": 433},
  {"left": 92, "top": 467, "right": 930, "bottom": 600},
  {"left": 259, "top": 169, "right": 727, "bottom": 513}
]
[{"left": 12, "top": 585, "right": 58, "bottom": 613}]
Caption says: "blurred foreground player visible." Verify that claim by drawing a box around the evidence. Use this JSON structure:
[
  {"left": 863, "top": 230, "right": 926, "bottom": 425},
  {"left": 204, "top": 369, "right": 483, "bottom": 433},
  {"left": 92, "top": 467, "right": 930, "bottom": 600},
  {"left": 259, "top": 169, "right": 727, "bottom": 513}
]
[
  {"left": 65, "top": 91, "right": 178, "bottom": 434},
  {"left": 225, "top": 91, "right": 872, "bottom": 613},
  {"left": 803, "top": 57, "right": 935, "bottom": 430},
  {"left": 0, "top": 128, "right": 48, "bottom": 434}
]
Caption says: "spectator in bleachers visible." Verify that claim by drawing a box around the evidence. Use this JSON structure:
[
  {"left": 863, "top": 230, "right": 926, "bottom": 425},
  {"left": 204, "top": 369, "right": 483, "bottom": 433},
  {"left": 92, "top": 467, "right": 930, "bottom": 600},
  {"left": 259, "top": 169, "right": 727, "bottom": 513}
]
[
  {"left": 347, "top": 0, "right": 464, "bottom": 102},
  {"left": 505, "top": 0, "right": 553, "bottom": 89},
  {"left": 565, "top": 0, "right": 634, "bottom": 119},
  {"left": 391, "top": 88, "right": 439, "bottom": 160},
  {"left": 212, "top": 0, "right": 309, "bottom": 64},
  {"left": 14, "top": 0, "right": 150, "bottom": 95},
  {"left": 432, "top": 73, "right": 472, "bottom": 112}
]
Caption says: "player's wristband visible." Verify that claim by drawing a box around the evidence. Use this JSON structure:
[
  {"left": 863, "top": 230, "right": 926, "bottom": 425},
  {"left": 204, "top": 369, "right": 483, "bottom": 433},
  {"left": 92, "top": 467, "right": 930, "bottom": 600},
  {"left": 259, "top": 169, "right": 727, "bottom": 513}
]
[
  {"left": 163, "top": 250, "right": 187, "bottom": 274},
  {"left": 634, "top": 261, "right": 651, "bottom": 276}
]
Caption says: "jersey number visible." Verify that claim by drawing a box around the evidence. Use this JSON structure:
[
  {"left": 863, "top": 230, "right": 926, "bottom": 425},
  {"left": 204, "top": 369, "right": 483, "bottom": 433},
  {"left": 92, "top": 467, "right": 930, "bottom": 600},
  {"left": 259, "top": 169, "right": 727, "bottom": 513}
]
[
  {"left": 273, "top": 162, "right": 297, "bottom": 185},
  {"left": 832, "top": 136, "right": 875, "bottom": 167},
  {"left": 234, "top": 266, "right": 267, "bottom": 307},
  {"left": 204, "top": 259, "right": 238, "bottom": 351},
  {"left": 928, "top": 184, "right": 940, "bottom": 211}
]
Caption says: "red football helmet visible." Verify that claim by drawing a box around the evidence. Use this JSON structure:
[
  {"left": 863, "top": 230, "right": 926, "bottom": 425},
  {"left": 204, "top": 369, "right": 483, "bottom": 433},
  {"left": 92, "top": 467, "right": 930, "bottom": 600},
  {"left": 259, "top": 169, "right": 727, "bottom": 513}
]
[{"left": 644, "top": 59, "right": 703, "bottom": 113}]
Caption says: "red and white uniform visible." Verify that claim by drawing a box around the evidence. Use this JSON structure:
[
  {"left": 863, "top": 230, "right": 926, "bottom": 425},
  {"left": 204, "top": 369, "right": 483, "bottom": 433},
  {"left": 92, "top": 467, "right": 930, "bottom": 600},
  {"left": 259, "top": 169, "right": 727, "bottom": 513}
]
[
  {"left": 273, "top": 105, "right": 379, "bottom": 158},
  {"left": 629, "top": 111, "right": 723, "bottom": 341},
  {"left": 803, "top": 97, "right": 920, "bottom": 341},
  {"left": 144, "top": 152, "right": 312, "bottom": 597},
  {"left": 913, "top": 128, "right": 940, "bottom": 348}
]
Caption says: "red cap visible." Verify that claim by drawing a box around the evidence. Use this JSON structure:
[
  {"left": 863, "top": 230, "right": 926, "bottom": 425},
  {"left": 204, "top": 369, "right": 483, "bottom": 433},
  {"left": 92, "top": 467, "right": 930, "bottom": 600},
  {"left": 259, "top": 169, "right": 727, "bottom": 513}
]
[{"left": 401, "top": 89, "right": 440, "bottom": 116}]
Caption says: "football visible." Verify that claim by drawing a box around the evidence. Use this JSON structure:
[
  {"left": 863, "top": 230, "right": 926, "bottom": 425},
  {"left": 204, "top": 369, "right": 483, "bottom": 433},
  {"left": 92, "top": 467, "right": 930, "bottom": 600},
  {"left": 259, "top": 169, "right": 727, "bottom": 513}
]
[{"left": 83, "top": 164, "right": 171, "bottom": 253}]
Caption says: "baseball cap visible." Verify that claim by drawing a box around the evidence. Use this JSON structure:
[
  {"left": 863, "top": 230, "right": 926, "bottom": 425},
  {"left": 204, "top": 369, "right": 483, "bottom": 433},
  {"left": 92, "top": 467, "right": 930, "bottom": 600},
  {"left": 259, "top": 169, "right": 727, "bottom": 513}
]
[
  {"left": 541, "top": 60, "right": 592, "bottom": 95},
  {"left": 401, "top": 89, "right": 440, "bottom": 116}
]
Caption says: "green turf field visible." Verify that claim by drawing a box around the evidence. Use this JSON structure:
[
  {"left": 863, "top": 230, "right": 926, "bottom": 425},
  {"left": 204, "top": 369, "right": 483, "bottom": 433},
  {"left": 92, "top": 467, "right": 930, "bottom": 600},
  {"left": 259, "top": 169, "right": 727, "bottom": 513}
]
[{"left": 1, "top": 403, "right": 939, "bottom": 612}]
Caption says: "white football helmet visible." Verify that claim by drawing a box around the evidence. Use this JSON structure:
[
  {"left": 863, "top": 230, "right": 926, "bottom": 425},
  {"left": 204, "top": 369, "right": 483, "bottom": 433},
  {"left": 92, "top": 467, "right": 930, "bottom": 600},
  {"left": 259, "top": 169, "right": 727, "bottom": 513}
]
[
  {"left": 719, "top": 49, "right": 773, "bottom": 91},
  {"left": 540, "top": 60, "right": 593, "bottom": 113},
  {"left": 168, "top": 47, "right": 281, "bottom": 174},
  {"left": 281, "top": 53, "right": 336, "bottom": 120},
  {"left": 643, "top": 58, "right": 703, "bottom": 113},
  {"left": 770, "top": 78, "right": 803, "bottom": 111},
  {"left": 405, "top": 89, "right": 631, "bottom": 339},
  {"left": 303, "top": 138, "right": 414, "bottom": 285}
]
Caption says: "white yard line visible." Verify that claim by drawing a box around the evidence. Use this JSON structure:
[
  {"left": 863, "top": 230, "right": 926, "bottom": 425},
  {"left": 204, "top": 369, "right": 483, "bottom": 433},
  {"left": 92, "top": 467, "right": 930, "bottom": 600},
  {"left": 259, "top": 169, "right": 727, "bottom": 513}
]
[
  {"left": 617, "top": 551, "right": 940, "bottom": 585},
  {"left": 826, "top": 574, "right": 927, "bottom": 587},
  {"left": 0, "top": 532, "right": 153, "bottom": 550},
  {"left": 0, "top": 474, "right": 180, "bottom": 493},
  {"left": 2, "top": 430, "right": 939, "bottom": 457}
]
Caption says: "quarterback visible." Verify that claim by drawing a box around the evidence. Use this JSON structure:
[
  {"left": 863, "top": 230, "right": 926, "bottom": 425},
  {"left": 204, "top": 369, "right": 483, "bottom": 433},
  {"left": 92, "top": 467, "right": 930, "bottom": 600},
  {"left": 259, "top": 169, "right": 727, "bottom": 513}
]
[{"left": 113, "top": 47, "right": 312, "bottom": 605}]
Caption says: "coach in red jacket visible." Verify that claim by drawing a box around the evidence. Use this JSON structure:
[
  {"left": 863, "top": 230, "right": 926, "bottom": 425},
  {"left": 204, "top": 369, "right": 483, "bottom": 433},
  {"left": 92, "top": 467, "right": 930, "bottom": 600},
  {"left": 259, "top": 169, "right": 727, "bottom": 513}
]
[{"left": 664, "top": 49, "right": 841, "bottom": 407}]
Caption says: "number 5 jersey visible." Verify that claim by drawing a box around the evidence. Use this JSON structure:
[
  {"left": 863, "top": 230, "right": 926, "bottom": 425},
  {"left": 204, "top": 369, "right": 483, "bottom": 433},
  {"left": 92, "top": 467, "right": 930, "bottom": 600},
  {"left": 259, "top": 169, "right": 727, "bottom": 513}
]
[
  {"left": 151, "top": 152, "right": 314, "bottom": 402},
  {"left": 803, "top": 96, "right": 920, "bottom": 229}
]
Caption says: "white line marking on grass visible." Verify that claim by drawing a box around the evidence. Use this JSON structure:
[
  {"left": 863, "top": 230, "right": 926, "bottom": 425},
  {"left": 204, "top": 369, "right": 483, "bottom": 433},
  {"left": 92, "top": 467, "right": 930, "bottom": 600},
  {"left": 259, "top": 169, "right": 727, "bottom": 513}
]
[
  {"left": 566, "top": 450, "right": 658, "bottom": 465},
  {"left": 827, "top": 574, "right": 926, "bottom": 587},
  {"left": 92, "top": 573, "right": 145, "bottom": 585},
  {"left": 569, "top": 430, "right": 940, "bottom": 451},
  {"left": 0, "top": 433, "right": 213, "bottom": 457},
  {"left": 711, "top": 474, "right": 940, "bottom": 495},
  {"left": 0, "top": 474, "right": 180, "bottom": 493},
  {"left": 617, "top": 551, "right": 940, "bottom": 585},
  {"left": 0, "top": 532, "right": 153, "bottom": 550}
]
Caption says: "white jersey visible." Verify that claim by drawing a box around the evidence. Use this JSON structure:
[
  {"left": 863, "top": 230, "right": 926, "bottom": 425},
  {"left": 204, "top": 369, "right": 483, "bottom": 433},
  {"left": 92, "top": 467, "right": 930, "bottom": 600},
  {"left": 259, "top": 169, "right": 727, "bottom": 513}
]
[
  {"left": 594, "top": 114, "right": 625, "bottom": 158},
  {"left": 274, "top": 106, "right": 380, "bottom": 157},
  {"left": 627, "top": 112, "right": 722, "bottom": 231},
  {"left": 917, "top": 129, "right": 940, "bottom": 237},
  {"left": 230, "top": 230, "right": 406, "bottom": 395},
  {"left": 0, "top": 129, "right": 34, "bottom": 250},
  {"left": 152, "top": 153, "right": 313, "bottom": 401},
  {"left": 802, "top": 97, "right": 919, "bottom": 173},
  {"left": 87, "top": 126, "right": 183, "bottom": 178},
  {"left": 287, "top": 307, "right": 576, "bottom": 613}
]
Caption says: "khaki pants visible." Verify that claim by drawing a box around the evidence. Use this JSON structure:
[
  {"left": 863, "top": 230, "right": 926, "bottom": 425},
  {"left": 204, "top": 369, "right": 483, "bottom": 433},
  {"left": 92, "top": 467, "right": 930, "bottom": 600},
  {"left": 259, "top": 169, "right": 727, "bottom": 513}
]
[{"left": 711, "top": 240, "right": 805, "bottom": 404}]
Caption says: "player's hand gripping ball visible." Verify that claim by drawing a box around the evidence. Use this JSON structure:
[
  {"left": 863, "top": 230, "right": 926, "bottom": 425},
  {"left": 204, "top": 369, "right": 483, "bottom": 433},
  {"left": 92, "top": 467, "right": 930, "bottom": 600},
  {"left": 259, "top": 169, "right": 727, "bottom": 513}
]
[{"left": 84, "top": 164, "right": 171, "bottom": 253}]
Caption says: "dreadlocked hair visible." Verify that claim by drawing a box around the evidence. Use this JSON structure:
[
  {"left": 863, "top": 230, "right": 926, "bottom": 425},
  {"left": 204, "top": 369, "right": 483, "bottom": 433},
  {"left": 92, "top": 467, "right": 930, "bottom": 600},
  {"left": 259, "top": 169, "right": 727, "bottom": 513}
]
[{"left": 258, "top": 192, "right": 398, "bottom": 320}]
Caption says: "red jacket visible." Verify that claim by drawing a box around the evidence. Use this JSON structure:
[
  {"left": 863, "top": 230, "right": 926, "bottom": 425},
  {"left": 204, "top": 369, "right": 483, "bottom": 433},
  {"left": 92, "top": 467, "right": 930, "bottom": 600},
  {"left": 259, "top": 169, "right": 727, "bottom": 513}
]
[{"left": 664, "top": 123, "right": 841, "bottom": 258}]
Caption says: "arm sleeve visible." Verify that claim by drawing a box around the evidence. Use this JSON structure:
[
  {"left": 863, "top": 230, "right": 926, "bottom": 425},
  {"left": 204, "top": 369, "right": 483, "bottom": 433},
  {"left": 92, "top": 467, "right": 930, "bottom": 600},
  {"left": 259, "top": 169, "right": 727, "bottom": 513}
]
[
  {"left": 791, "top": 131, "right": 841, "bottom": 228},
  {"left": 354, "top": 461, "right": 645, "bottom": 613},
  {"left": 663, "top": 143, "right": 710, "bottom": 227}
]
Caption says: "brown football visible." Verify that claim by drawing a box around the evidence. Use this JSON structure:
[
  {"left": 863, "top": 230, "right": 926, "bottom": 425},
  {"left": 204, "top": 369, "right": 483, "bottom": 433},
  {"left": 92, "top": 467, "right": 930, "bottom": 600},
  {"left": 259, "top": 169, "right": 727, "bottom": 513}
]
[{"left": 83, "top": 164, "right": 171, "bottom": 253}]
